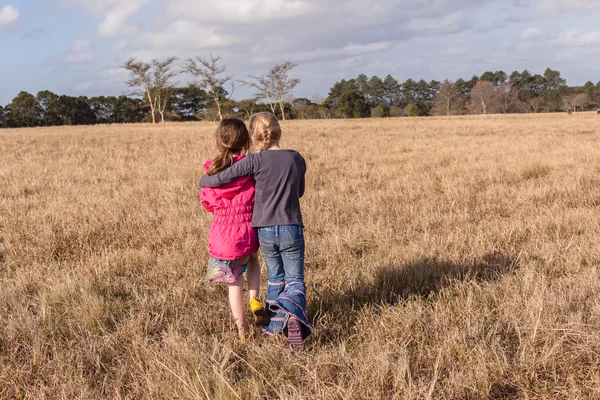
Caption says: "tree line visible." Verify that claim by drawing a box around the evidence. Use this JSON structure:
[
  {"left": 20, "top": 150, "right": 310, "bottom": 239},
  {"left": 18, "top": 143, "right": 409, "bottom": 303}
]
[{"left": 1, "top": 59, "right": 599, "bottom": 129}]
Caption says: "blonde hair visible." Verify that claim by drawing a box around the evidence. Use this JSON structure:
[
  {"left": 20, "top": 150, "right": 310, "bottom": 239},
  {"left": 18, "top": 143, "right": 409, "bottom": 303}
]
[
  {"left": 207, "top": 118, "right": 250, "bottom": 176},
  {"left": 249, "top": 112, "right": 282, "bottom": 151}
]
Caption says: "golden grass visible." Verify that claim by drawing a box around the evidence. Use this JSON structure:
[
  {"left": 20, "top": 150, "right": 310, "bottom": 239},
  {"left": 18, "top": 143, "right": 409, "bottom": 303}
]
[{"left": 1, "top": 113, "right": 600, "bottom": 399}]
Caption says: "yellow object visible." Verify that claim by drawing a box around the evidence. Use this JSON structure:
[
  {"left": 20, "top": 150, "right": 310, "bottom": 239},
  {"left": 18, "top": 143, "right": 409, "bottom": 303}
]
[
  {"left": 239, "top": 334, "right": 247, "bottom": 344},
  {"left": 250, "top": 298, "right": 264, "bottom": 314},
  {"left": 250, "top": 298, "right": 270, "bottom": 326}
]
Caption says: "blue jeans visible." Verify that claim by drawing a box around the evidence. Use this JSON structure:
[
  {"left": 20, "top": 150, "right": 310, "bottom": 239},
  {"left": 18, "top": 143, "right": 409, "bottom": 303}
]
[{"left": 258, "top": 225, "right": 312, "bottom": 339}]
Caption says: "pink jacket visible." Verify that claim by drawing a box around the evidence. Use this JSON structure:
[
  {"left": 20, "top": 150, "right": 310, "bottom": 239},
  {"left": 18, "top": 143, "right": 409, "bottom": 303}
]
[{"left": 199, "top": 155, "right": 259, "bottom": 260}]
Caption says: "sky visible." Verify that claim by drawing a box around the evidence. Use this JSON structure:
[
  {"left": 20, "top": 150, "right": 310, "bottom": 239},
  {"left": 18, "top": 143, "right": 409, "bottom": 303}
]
[{"left": 1, "top": 0, "right": 600, "bottom": 105}]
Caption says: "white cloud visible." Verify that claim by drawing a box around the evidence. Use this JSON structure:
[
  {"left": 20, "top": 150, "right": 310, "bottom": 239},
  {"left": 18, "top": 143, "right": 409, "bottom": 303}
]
[
  {"left": 132, "top": 20, "right": 241, "bottom": 56},
  {"left": 554, "top": 29, "right": 600, "bottom": 47},
  {"left": 520, "top": 27, "right": 544, "bottom": 41},
  {"left": 537, "top": 0, "right": 600, "bottom": 12},
  {"left": 407, "top": 11, "right": 473, "bottom": 35},
  {"left": 339, "top": 57, "right": 367, "bottom": 69},
  {"left": 73, "top": 81, "right": 94, "bottom": 92},
  {"left": 0, "top": 4, "right": 19, "bottom": 29},
  {"left": 66, "top": 52, "right": 95, "bottom": 63},
  {"left": 251, "top": 42, "right": 392, "bottom": 64},
  {"left": 65, "top": 39, "right": 95, "bottom": 63},
  {"left": 112, "top": 39, "right": 129, "bottom": 51},
  {"left": 73, "top": 39, "right": 91, "bottom": 51},
  {"left": 163, "top": 0, "right": 318, "bottom": 23},
  {"left": 63, "top": 0, "right": 150, "bottom": 36}
]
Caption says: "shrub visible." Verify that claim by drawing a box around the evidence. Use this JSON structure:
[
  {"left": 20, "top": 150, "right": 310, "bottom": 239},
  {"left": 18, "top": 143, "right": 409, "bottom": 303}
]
[
  {"left": 371, "top": 104, "right": 388, "bottom": 118},
  {"left": 389, "top": 106, "right": 404, "bottom": 117},
  {"left": 405, "top": 103, "right": 422, "bottom": 117}
]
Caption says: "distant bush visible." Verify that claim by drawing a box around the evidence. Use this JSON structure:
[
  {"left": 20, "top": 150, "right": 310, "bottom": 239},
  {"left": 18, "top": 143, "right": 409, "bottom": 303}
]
[
  {"left": 371, "top": 104, "right": 388, "bottom": 118},
  {"left": 405, "top": 104, "right": 422, "bottom": 117},
  {"left": 388, "top": 106, "right": 404, "bottom": 117}
]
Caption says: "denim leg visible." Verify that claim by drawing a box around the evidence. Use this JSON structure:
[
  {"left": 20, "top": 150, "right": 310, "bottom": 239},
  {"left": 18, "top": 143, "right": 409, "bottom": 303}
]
[
  {"left": 279, "top": 226, "right": 305, "bottom": 283},
  {"left": 260, "top": 226, "right": 312, "bottom": 340},
  {"left": 277, "top": 226, "right": 311, "bottom": 338},
  {"left": 258, "top": 228, "right": 285, "bottom": 307}
]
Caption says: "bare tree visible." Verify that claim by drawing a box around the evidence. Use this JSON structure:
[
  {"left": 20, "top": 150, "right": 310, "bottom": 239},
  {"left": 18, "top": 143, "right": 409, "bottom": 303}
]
[
  {"left": 241, "top": 61, "right": 300, "bottom": 120},
  {"left": 283, "top": 93, "right": 296, "bottom": 105},
  {"left": 572, "top": 93, "right": 591, "bottom": 112},
  {"left": 432, "top": 80, "right": 461, "bottom": 116},
  {"left": 469, "top": 81, "right": 498, "bottom": 115},
  {"left": 496, "top": 83, "right": 520, "bottom": 114},
  {"left": 528, "top": 97, "right": 543, "bottom": 114},
  {"left": 182, "top": 55, "right": 233, "bottom": 121},
  {"left": 236, "top": 97, "right": 261, "bottom": 120},
  {"left": 122, "top": 57, "right": 178, "bottom": 124},
  {"left": 240, "top": 74, "right": 277, "bottom": 115},
  {"left": 268, "top": 61, "right": 300, "bottom": 120},
  {"left": 311, "top": 94, "right": 325, "bottom": 105}
]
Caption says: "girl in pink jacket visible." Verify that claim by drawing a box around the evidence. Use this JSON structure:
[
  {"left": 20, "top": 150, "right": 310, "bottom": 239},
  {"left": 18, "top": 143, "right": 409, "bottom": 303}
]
[{"left": 200, "top": 118, "right": 269, "bottom": 342}]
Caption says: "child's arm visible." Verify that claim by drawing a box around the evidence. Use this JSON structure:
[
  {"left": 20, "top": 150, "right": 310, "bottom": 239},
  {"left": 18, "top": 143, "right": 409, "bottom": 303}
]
[{"left": 200, "top": 156, "right": 256, "bottom": 188}]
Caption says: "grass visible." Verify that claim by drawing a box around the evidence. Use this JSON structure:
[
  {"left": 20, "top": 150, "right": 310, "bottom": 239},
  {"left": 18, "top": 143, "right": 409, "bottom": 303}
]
[{"left": 1, "top": 113, "right": 600, "bottom": 398}]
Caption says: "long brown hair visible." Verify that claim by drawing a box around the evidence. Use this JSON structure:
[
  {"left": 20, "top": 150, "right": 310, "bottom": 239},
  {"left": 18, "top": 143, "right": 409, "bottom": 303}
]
[
  {"left": 207, "top": 118, "right": 250, "bottom": 176},
  {"left": 249, "top": 112, "right": 282, "bottom": 151}
]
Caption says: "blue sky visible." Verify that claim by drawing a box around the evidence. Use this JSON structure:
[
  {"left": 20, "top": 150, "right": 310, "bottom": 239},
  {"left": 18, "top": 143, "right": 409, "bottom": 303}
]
[{"left": 2, "top": 0, "right": 600, "bottom": 105}]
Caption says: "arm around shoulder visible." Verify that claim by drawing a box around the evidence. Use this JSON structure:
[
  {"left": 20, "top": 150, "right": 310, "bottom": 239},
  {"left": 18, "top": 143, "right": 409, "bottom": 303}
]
[{"left": 200, "top": 156, "right": 256, "bottom": 187}]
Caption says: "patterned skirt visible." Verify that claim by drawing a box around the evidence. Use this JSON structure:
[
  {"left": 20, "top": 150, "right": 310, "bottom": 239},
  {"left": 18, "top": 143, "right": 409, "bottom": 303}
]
[{"left": 205, "top": 256, "right": 249, "bottom": 284}]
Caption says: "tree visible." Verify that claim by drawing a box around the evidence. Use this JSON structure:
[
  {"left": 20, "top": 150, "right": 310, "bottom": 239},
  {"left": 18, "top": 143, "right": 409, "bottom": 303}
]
[
  {"left": 325, "top": 79, "right": 358, "bottom": 109},
  {"left": 583, "top": 81, "right": 596, "bottom": 102},
  {"left": 564, "top": 93, "right": 591, "bottom": 112},
  {"left": 337, "top": 90, "right": 369, "bottom": 118},
  {"left": 7, "top": 91, "right": 41, "bottom": 127},
  {"left": 432, "top": 80, "right": 462, "bottom": 116},
  {"left": 292, "top": 98, "right": 322, "bottom": 120},
  {"left": 509, "top": 71, "right": 521, "bottom": 88},
  {"left": 267, "top": 61, "right": 300, "bottom": 121},
  {"left": 496, "top": 83, "right": 522, "bottom": 114},
  {"left": 241, "top": 61, "right": 300, "bottom": 121},
  {"left": 182, "top": 55, "right": 233, "bottom": 121},
  {"left": 241, "top": 74, "right": 277, "bottom": 115},
  {"left": 539, "top": 68, "right": 566, "bottom": 112},
  {"left": 405, "top": 103, "right": 421, "bottom": 117},
  {"left": 115, "top": 96, "right": 147, "bottom": 123},
  {"left": 469, "top": 81, "right": 498, "bottom": 114},
  {"left": 235, "top": 98, "right": 262, "bottom": 120},
  {"left": 367, "top": 75, "right": 385, "bottom": 104},
  {"left": 401, "top": 78, "right": 418, "bottom": 106},
  {"left": 480, "top": 71, "right": 496, "bottom": 83},
  {"left": 122, "top": 57, "right": 178, "bottom": 124},
  {"left": 36, "top": 90, "right": 62, "bottom": 126},
  {"left": 371, "top": 104, "right": 388, "bottom": 118},
  {"left": 454, "top": 78, "right": 471, "bottom": 105},
  {"left": 89, "top": 96, "right": 113, "bottom": 124},
  {"left": 0, "top": 105, "right": 7, "bottom": 128},
  {"left": 311, "top": 94, "right": 325, "bottom": 105},
  {"left": 527, "top": 96, "right": 543, "bottom": 113},
  {"left": 355, "top": 74, "right": 369, "bottom": 93},
  {"left": 170, "top": 86, "right": 209, "bottom": 120},
  {"left": 389, "top": 106, "right": 403, "bottom": 117},
  {"left": 57, "top": 96, "right": 96, "bottom": 125},
  {"left": 382, "top": 75, "right": 401, "bottom": 107},
  {"left": 495, "top": 71, "right": 508, "bottom": 86}
]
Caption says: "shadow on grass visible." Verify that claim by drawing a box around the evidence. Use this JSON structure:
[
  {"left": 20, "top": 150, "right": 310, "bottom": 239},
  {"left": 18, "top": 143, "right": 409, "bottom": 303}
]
[{"left": 308, "top": 251, "right": 520, "bottom": 345}]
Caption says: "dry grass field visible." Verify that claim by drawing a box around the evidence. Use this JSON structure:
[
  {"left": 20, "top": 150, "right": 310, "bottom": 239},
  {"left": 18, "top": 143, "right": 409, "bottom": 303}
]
[{"left": 1, "top": 113, "right": 600, "bottom": 399}]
